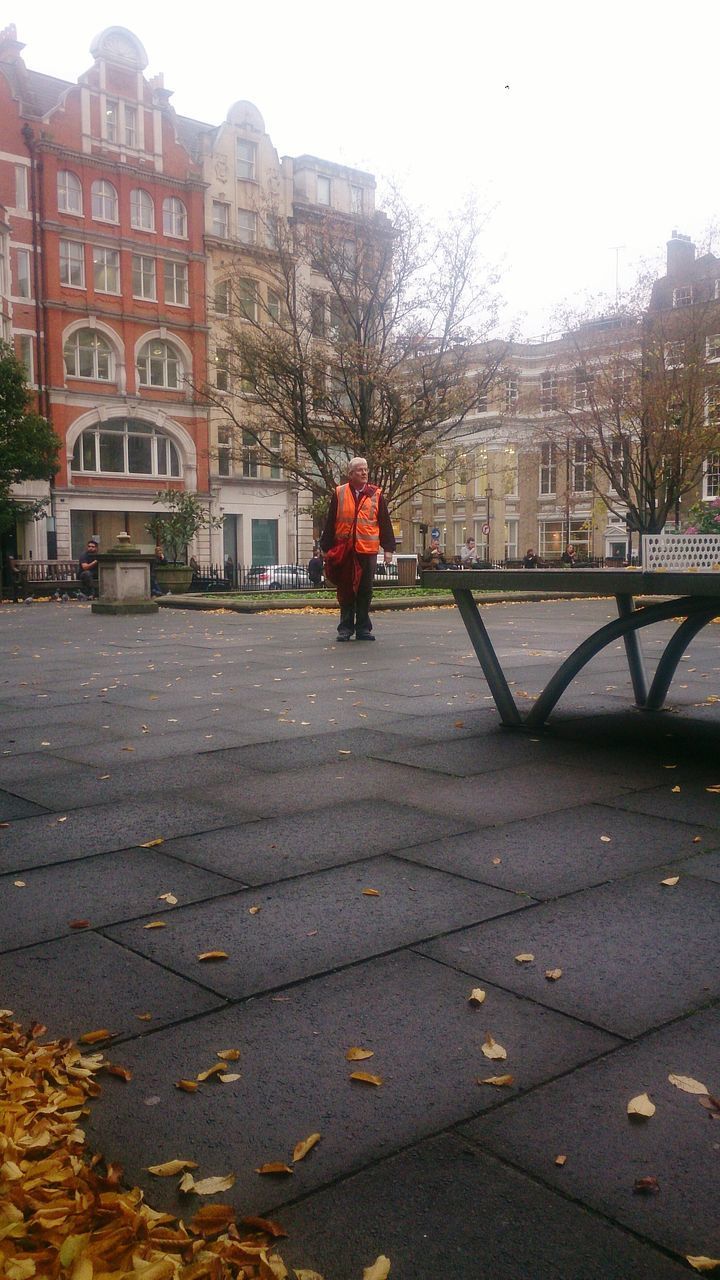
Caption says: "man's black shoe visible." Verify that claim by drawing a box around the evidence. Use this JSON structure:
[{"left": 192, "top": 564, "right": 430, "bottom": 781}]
[
  {"left": 355, "top": 632, "right": 375, "bottom": 641},
  {"left": 336, "top": 632, "right": 352, "bottom": 641}
]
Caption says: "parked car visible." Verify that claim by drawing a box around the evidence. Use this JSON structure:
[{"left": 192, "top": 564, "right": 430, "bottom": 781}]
[{"left": 244, "top": 564, "right": 312, "bottom": 591}]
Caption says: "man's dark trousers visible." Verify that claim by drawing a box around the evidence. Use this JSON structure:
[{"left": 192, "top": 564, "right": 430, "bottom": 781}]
[{"left": 338, "top": 554, "right": 375, "bottom": 638}]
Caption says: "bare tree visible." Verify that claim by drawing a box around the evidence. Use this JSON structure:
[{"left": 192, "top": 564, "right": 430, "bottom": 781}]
[
  {"left": 200, "top": 192, "right": 505, "bottom": 512},
  {"left": 538, "top": 286, "right": 720, "bottom": 540}
]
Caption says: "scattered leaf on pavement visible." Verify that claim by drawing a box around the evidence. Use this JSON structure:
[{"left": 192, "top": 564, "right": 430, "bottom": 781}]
[
  {"left": 217, "top": 1049, "right": 241, "bottom": 1061},
  {"left": 103, "top": 1062, "right": 132, "bottom": 1082},
  {"left": 175, "top": 1079, "right": 199, "bottom": 1092},
  {"left": 147, "top": 1159, "right": 198, "bottom": 1177},
  {"left": 346, "top": 1047, "right": 374, "bottom": 1060},
  {"left": 140, "top": 839, "right": 164, "bottom": 848},
  {"left": 468, "top": 989, "right": 486, "bottom": 1005},
  {"left": 686, "top": 1259, "right": 720, "bottom": 1273},
  {"left": 363, "top": 1257, "right": 391, "bottom": 1280},
  {"left": 240, "top": 1215, "right": 287, "bottom": 1238},
  {"left": 661, "top": 876, "right": 680, "bottom": 886},
  {"left": 514, "top": 953, "right": 534, "bottom": 963},
  {"left": 633, "top": 1176, "right": 660, "bottom": 1194},
  {"left": 248, "top": 906, "right": 261, "bottom": 914},
  {"left": 219, "top": 1073, "right": 241, "bottom": 1084},
  {"left": 189, "top": 1174, "right": 236, "bottom": 1196},
  {"left": 293, "top": 1133, "right": 321, "bottom": 1162},
  {"left": 144, "top": 921, "right": 166, "bottom": 929},
  {"left": 189, "top": 1204, "right": 236, "bottom": 1235},
  {"left": 256, "top": 1163, "right": 294, "bottom": 1176},
  {"left": 482, "top": 1034, "right": 507, "bottom": 1061},
  {"left": 196, "top": 1063, "right": 226, "bottom": 1082},
  {"left": 627, "top": 1092, "right": 655, "bottom": 1118},
  {"left": 158, "top": 893, "right": 177, "bottom": 905},
  {"left": 554, "top": 1154, "right": 567, "bottom": 1166},
  {"left": 197, "top": 950, "right": 228, "bottom": 961},
  {"left": 668, "top": 1073, "right": 708, "bottom": 1094},
  {"left": 350, "top": 1071, "right": 383, "bottom": 1086},
  {"left": 78, "top": 1029, "right": 113, "bottom": 1044},
  {"left": 362, "top": 888, "right": 381, "bottom": 896},
  {"left": 545, "top": 968, "right": 563, "bottom": 981},
  {"left": 477, "top": 1075, "right": 514, "bottom": 1087}
]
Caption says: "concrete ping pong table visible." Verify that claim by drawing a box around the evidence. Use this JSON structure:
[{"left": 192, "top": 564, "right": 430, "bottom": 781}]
[{"left": 425, "top": 568, "right": 720, "bottom": 729}]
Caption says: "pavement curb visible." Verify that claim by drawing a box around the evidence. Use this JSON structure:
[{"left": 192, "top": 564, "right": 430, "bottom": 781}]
[{"left": 157, "top": 590, "right": 586, "bottom": 614}]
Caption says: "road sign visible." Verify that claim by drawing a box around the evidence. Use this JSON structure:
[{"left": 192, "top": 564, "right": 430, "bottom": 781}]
[
  {"left": 481, "top": 522, "right": 491, "bottom": 535},
  {"left": 431, "top": 527, "right": 440, "bottom": 540}
]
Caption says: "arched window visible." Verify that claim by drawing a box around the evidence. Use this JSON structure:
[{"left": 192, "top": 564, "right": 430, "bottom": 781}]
[
  {"left": 57, "top": 170, "right": 82, "bottom": 215},
  {"left": 91, "top": 179, "right": 118, "bottom": 222},
  {"left": 63, "top": 329, "right": 113, "bottom": 381},
  {"left": 130, "top": 188, "right": 154, "bottom": 231},
  {"left": 137, "top": 339, "right": 182, "bottom": 389},
  {"left": 71, "top": 418, "right": 181, "bottom": 477},
  {"left": 162, "top": 197, "right": 187, "bottom": 238}
]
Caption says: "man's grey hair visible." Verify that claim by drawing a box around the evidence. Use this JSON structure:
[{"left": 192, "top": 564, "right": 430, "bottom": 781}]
[{"left": 347, "top": 456, "right": 368, "bottom": 472}]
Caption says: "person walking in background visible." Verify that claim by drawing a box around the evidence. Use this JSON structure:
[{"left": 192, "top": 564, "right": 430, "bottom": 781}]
[
  {"left": 320, "top": 457, "right": 396, "bottom": 641},
  {"left": 307, "top": 548, "right": 324, "bottom": 587}
]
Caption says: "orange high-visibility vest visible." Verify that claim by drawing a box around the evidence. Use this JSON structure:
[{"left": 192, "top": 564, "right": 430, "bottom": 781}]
[{"left": 335, "top": 483, "right": 381, "bottom": 555}]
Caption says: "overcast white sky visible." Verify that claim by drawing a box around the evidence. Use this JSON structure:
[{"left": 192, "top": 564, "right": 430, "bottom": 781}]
[{"left": 14, "top": 0, "right": 720, "bottom": 338}]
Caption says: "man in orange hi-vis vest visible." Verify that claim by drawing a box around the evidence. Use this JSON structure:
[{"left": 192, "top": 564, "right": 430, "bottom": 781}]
[{"left": 320, "top": 457, "right": 396, "bottom": 641}]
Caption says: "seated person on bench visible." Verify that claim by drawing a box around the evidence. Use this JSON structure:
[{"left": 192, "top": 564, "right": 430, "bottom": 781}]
[{"left": 78, "top": 539, "right": 99, "bottom": 597}]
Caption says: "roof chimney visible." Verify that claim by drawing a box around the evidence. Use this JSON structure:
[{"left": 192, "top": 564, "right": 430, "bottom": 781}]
[
  {"left": 0, "top": 24, "right": 25, "bottom": 64},
  {"left": 667, "top": 230, "right": 695, "bottom": 279}
]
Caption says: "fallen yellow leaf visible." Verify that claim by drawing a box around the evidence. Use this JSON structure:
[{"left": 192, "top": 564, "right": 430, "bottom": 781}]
[
  {"left": 144, "top": 921, "right": 167, "bottom": 929},
  {"left": 482, "top": 1033, "right": 507, "bottom": 1061},
  {"left": 139, "top": 839, "right": 164, "bottom": 848},
  {"left": 600, "top": 835, "right": 611, "bottom": 843},
  {"left": 338, "top": 749, "right": 352, "bottom": 755},
  {"left": 706, "top": 785, "right": 720, "bottom": 794},
  {"left": 515, "top": 953, "right": 534, "bottom": 963},
  {"left": 197, "top": 950, "right": 228, "bottom": 961},
  {"left": 175, "top": 1079, "right": 199, "bottom": 1092},
  {"left": 147, "top": 1159, "right": 198, "bottom": 1176},
  {"left": 183, "top": 1173, "right": 236, "bottom": 1195},
  {"left": 468, "top": 988, "right": 486, "bottom": 1005},
  {"left": 219, "top": 1073, "right": 241, "bottom": 1083},
  {"left": 158, "top": 893, "right": 177, "bottom": 905},
  {"left": 256, "top": 1162, "right": 294, "bottom": 1175},
  {"left": 78, "top": 1029, "right": 113, "bottom": 1044},
  {"left": 350, "top": 1071, "right": 383, "bottom": 1086},
  {"left": 363, "top": 1257, "right": 391, "bottom": 1280},
  {"left": 555, "top": 1154, "right": 568, "bottom": 1166},
  {"left": 477, "top": 1074, "right": 514, "bottom": 1087},
  {"left": 292, "top": 1132, "right": 321, "bottom": 1162},
  {"left": 686, "top": 1259, "right": 720, "bottom": 1274},
  {"left": 362, "top": 888, "right": 381, "bottom": 896},
  {"left": 196, "top": 1063, "right": 226, "bottom": 1082},
  {"left": 346, "top": 1047, "right": 374, "bottom": 1061},
  {"left": 661, "top": 876, "right": 680, "bottom": 886},
  {"left": 671, "top": 785, "right": 681, "bottom": 793},
  {"left": 248, "top": 906, "right": 261, "bottom": 915},
  {"left": 217, "top": 1049, "right": 240, "bottom": 1061},
  {"left": 545, "top": 969, "right": 563, "bottom": 981},
  {"left": 668, "top": 1073, "right": 708, "bottom": 1094},
  {"left": 627, "top": 1092, "right": 655, "bottom": 1118}
]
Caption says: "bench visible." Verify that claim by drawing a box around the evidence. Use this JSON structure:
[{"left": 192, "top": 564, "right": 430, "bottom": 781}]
[{"left": 7, "top": 558, "right": 85, "bottom": 602}]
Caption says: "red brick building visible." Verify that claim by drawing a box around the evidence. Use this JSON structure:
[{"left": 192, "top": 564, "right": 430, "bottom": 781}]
[{"left": 0, "top": 24, "right": 210, "bottom": 559}]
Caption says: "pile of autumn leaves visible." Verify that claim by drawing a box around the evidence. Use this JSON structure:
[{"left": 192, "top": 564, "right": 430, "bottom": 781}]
[{"left": 0, "top": 1013, "right": 389, "bottom": 1280}]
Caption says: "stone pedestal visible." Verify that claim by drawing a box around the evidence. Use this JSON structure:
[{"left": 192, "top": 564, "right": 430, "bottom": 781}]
[{"left": 92, "top": 535, "right": 159, "bottom": 615}]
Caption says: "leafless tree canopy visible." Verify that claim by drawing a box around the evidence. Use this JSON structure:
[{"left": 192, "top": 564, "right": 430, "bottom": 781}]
[
  {"left": 200, "top": 193, "right": 505, "bottom": 510},
  {"left": 538, "top": 284, "right": 720, "bottom": 534}
]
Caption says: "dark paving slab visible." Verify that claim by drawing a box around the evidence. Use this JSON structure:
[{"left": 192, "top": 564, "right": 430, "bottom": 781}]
[
  {"left": 0, "top": 932, "right": 224, "bottom": 1040},
  {"left": 102, "top": 855, "right": 525, "bottom": 998},
  {"left": 162, "top": 799, "right": 473, "bottom": 882},
  {"left": 607, "top": 783, "right": 720, "bottom": 830},
  {"left": 0, "top": 796, "right": 241, "bottom": 874},
  {"left": 680, "top": 850, "right": 720, "bottom": 881},
  {"left": 464, "top": 1005, "right": 720, "bottom": 1261},
  {"left": 86, "top": 951, "right": 617, "bottom": 1217},
  {"left": 279, "top": 1133, "right": 690, "bottom": 1280},
  {"left": 363, "top": 757, "right": 633, "bottom": 828},
  {"left": 0, "top": 790, "right": 48, "bottom": 821},
  {"left": 418, "top": 869, "right": 720, "bottom": 1037},
  {"left": 46, "top": 727, "right": 248, "bottom": 767},
  {"left": 206, "top": 727, "right": 432, "bottom": 774},
  {"left": 0, "top": 850, "right": 241, "bottom": 951},
  {"left": 394, "top": 804, "right": 712, "bottom": 898}
]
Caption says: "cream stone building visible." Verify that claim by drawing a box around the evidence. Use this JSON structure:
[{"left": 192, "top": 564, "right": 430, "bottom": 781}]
[{"left": 188, "top": 100, "right": 378, "bottom": 571}]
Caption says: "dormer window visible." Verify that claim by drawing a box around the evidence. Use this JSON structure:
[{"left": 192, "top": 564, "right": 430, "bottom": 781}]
[
  {"left": 317, "top": 175, "right": 331, "bottom": 206},
  {"left": 237, "top": 139, "right": 257, "bottom": 181}
]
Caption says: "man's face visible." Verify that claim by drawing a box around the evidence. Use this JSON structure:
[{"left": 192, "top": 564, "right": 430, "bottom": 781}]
[
  {"left": 348, "top": 462, "right": 368, "bottom": 487},
  {"left": 87, "top": 542, "right": 98, "bottom": 552}
]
